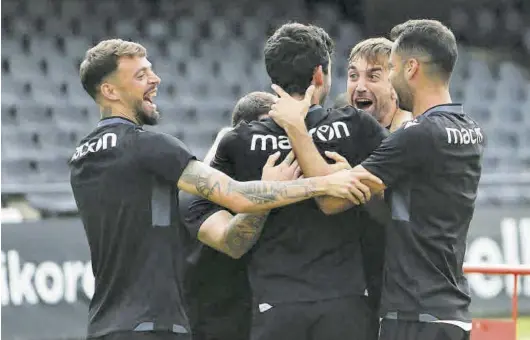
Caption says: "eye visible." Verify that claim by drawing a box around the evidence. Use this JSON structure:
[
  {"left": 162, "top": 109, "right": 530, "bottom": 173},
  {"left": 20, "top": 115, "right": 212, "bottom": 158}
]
[
  {"left": 349, "top": 73, "right": 358, "bottom": 80},
  {"left": 369, "top": 73, "right": 381, "bottom": 81},
  {"left": 137, "top": 73, "right": 146, "bottom": 80}
]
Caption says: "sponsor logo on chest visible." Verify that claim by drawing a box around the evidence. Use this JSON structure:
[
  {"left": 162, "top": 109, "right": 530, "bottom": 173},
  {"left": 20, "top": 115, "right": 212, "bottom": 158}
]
[{"left": 250, "top": 122, "right": 350, "bottom": 151}]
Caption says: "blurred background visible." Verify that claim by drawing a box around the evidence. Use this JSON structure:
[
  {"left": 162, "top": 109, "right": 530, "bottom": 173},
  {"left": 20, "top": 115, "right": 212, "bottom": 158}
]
[{"left": 1, "top": 0, "right": 529, "bottom": 339}]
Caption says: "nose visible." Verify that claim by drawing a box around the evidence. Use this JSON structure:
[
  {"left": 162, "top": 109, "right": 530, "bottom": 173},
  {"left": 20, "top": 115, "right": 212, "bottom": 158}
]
[
  {"left": 150, "top": 72, "right": 161, "bottom": 85},
  {"left": 356, "top": 78, "right": 367, "bottom": 93}
]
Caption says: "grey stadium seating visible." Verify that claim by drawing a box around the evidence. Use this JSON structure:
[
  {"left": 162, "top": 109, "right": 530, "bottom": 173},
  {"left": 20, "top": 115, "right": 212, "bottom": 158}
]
[{"left": 1, "top": 0, "right": 529, "bottom": 213}]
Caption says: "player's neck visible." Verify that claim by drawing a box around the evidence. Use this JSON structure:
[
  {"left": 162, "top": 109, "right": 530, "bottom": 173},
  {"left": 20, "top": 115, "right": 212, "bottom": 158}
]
[
  {"left": 290, "top": 93, "right": 321, "bottom": 106},
  {"left": 99, "top": 104, "right": 140, "bottom": 124},
  {"left": 380, "top": 101, "right": 398, "bottom": 128},
  {"left": 412, "top": 86, "right": 452, "bottom": 118}
]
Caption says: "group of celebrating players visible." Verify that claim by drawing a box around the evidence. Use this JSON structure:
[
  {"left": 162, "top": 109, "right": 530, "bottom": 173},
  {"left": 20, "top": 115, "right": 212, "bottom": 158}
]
[{"left": 69, "top": 17, "right": 484, "bottom": 340}]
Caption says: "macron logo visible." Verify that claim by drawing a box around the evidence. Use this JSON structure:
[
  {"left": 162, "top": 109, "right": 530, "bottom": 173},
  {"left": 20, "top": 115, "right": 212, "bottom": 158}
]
[
  {"left": 70, "top": 133, "right": 118, "bottom": 162},
  {"left": 446, "top": 127, "right": 484, "bottom": 145},
  {"left": 250, "top": 122, "right": 350, "bottom": 151}
]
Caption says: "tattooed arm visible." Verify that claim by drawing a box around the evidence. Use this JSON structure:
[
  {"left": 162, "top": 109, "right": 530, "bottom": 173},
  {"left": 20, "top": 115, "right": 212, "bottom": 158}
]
[
  {"left": 177, "top": 160, "right": 376, "bottom": 214},
  {"left": 196, "top": 210, "right": 268, "bottom": 259},
  {"left": 192, "top": 151, "right": 301, "bottom": 258}
]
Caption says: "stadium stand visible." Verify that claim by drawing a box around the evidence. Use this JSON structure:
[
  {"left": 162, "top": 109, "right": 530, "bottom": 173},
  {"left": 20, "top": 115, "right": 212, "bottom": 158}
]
[{"left": 1, "top": 0, "right": 529, "bottom": 215}]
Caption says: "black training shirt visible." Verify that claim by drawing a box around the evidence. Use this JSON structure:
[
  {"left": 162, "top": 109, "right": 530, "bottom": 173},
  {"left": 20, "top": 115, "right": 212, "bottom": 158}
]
[
  {"left": 362, "top": 104, "right": 484, "bottom": 322},
  {"left": 69, "top": 117, "right": 195, "bottom": 337},
  {"left": 177, "top": 190, "right": 251, "bottom": 333},
  {"left": 185, "top": 106, "right": 388, "bottom": 303}
]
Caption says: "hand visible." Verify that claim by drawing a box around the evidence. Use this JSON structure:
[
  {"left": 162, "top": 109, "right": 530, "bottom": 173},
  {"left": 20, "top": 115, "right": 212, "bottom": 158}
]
[
  {"left": 325, "top": 151, "right": 352, "bottom": 173},
  {"left": 268, "top": 84, "right": 315, "bottom": 129},
  {"left": 323, "top": 170, "right": 383, "bottom": 205},
  {"left": 262, "top": 151, "right": 302, "bottom": 181}
]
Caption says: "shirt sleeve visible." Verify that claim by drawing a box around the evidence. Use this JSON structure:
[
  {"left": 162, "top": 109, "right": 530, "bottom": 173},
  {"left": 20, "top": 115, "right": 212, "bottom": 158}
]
[
  {"left": 179, "top": 191, "right": 225, "bottom": 239},
  {"left": 178, "top": 130, "right": 239, "bottom": 238},
  {"left": 361, "top": 120, "right": 434, "bottom": 188},
  {"left": 357, "top": 110, "right": 389, "bottom": 159},
  {"left": 210, "top": 130, "right": 239, "bottom": 175},
  {"left": 136, "top": 131, "right": 196, "bottom": 183}
]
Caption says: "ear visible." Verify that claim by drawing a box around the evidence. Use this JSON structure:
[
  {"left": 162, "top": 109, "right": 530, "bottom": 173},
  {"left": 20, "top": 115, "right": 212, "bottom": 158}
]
[
  {"left": 390, "top": 86, "right": 397, "bottom": 101},
  {"left": 312, "top": 65, "right": 324, "bottom": 87},
  {"left": 405, "top": 58, "right": 419, "bottom": 81},
  {"left": 100, "top": 82, "right": 120, "bottom": 102}
]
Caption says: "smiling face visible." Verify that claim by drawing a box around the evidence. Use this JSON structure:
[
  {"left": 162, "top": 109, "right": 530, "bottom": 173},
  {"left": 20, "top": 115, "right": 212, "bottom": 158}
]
[
  {"left": 112, "top": 56, "right": 161, "bottom": 125},
  {"left": 346, "top": 57, "right": 395, "bottom": 122}
]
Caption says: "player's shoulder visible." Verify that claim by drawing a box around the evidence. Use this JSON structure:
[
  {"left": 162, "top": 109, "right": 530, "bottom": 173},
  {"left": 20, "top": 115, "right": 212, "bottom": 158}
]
[
  {"left": 233, "top": 118, "right": 278, "bottom": 135},
  {"left": 328, "top": 105, "right": 380, "bottom": 126}
]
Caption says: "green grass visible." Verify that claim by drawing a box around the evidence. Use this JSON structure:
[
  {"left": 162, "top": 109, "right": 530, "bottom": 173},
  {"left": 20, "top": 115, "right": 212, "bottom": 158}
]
[{"left": 520, "top": 316, "right": 530, "bottom": 340}]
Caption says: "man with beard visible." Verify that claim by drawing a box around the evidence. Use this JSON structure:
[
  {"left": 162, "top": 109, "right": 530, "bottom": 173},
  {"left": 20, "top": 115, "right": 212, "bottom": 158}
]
[
  {"left": 347, "top": 37, "right": 412, "bottom": 132},
  {"left": 178, "top": 91, "right": 300, "bottom": 340},
  {"left": 347, "top": 37, "right": 415, "bottom": 336},
  {"left": 69, "top": 39, "right": 377, "bottom": 340},
  {"left": 183, "top": 23, "right": 388, "bottom": 340},
  {"left": 269, "top": 19, "right": 484, "bottom": 340}
]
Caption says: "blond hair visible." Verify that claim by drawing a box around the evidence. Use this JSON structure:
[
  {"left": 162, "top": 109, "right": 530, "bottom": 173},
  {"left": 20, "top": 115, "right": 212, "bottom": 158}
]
[
  {"left": 79, "top": 39, "right": 147, "bottom": 100},
  {"left": 348, "top": 37, "right": 393, "bottom": 68}
]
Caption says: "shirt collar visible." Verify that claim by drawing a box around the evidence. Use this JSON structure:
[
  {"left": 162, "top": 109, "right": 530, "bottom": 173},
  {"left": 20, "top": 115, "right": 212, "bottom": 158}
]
[
  {"left": 305, "top": 104, "right": 327, "bottom": 128},
  {"left": 98, "top": 116, "right": 139, "bottom": 128},
  {"left": 423, "top": 103, "right": 463, "bottom": 117}
]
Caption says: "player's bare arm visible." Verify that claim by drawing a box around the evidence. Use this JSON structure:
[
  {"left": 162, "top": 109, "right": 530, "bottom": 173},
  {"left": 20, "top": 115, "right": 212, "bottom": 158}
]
[
  {"left": 269, "top": 84, "right": 383, "bottom": 214},
  {"left": 197, "top": 151, "right": 301, "bottom": 259},
  {"left": 177, "top": 157, "right": 365, "bottom": 214}
]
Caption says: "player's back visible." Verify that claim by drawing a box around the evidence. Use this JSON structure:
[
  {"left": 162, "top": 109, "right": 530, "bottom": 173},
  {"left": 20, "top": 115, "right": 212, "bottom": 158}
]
[
  {"left": 69, "top": 118, "right": 190, "bottom": 337},
  {"left": 213, "top": 106, "right": 387, "bottom": 303}
]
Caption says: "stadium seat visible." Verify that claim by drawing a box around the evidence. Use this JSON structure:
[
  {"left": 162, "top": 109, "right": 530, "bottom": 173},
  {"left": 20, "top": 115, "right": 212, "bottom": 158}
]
[
  {"left": 495, "top": 79, "right": 525, "bottom": 102},
  {"left": 26, "top": 192, "right": 78, "bottom": 214},
  {"left": 1, "top": 128, "right": 42, "bottom": 161},
  {"left": 488, "top": 101, "right": 524, "bottom": 128},
  {"left": 468, "top": 59, "right": 494, "bottom": 83},
  {"left": 60, "top": 0, "right": 87, "bottom": 20},
  {"left": 146, "top": 21, "right": 169, "bottom": 39},
  {"left": 53, "top": 104, "right": 96, "bottom": 132},
  {"left": 208, "top": 18, "right": 231, "bottom": 41},
  {"left": 63, "top": 36, "right": 92, "bottom": 60},
  {"left": 1, "top": 158, "right": 43, "bottom": 188},
  {"left": 37, "top": 156, "right": 72, "bottom": 183},
  {"left": 27, "top": 37, "right": 60, "bottom": 57},
  {"left": 29, "top": 79, "right": 68, "bottom": 106},
  {"left": 8, "top": 55, "right": 45, "bottom": 81},
  {"left": 166, "top": 40, "right": 194, "bottom": 60},
  {"left": 466, "top": 102, "right": 492, "bottom": 125},
  {"left": 15, "top": 102, "right": 55, "bottom": 129},
  {"left": 175, "top": 18, "right": 198, "bottom": 40},
  {"left": 3, "top": 38, "right": 24, "bottom": 56}
]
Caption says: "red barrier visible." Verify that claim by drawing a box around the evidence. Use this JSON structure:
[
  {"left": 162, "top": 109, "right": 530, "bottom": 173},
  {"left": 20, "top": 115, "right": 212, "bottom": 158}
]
[{"left": 464, "top": 264, "right": 530, "bottom": 340}]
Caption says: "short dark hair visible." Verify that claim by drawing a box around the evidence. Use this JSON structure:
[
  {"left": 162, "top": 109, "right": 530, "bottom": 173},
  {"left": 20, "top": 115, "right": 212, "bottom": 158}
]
[
  {"left": 264, "top": 22, "right": 334, "bottom": 96},
  {"left": 80, "top": 39, "right": 146, "bottom": 100},
  {"left": 232, "top": 92, "right": 276, "bottom": 126},
  {"left": 390, "top": 19, "right": 457, "bottom": 82}
]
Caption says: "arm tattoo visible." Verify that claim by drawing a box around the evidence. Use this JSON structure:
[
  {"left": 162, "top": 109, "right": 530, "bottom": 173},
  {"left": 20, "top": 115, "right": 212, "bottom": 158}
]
[
  {"left": 180, "top": 161, "right": 320, "bottom": 208},
  {"left": 224, "top": 212, "right": 269, "bottom": 256},
  {"left": 180, "top": 161, "right": 221, "bottom": 198}
]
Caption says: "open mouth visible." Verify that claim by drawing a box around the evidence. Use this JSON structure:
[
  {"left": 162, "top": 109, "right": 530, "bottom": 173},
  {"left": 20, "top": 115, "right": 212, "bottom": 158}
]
[
  {"left": 143, "top": 90, "right": 157, "bottom": 109},
  {"left": 354, "top": 98, "right": 373, "bottom": 110}
]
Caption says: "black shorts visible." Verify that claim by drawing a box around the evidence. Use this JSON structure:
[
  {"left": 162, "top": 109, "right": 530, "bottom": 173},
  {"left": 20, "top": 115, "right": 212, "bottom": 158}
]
[
  {"left": 250, "top": 295, "right": 374, "bottom": 340},
  {"left": 379, "top": 319, "right": 470, "bottom": 340},
  {"left": 92, "top": 331, "right": 191, "bottom": 340}
]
